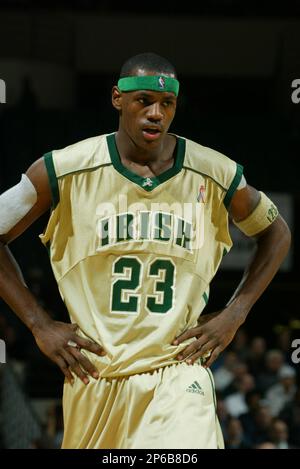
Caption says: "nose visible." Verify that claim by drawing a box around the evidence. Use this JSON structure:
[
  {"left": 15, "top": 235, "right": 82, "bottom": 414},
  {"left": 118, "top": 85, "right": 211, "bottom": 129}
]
[{"left": 146, "top": 102, "right": 163, "bottom": 121}]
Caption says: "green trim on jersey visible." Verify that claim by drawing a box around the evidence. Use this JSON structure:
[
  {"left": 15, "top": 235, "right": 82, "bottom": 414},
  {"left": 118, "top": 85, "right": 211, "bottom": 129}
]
[
  {"left": 44, "top": 152, "right": 59, "bottom": 208},
  {"left": 202, "top": 291, "right": 209, "bottom": 305},
  {"left": 106, "top": 133, "right": 186, "bottom": 192},
  {"left": 223, "top": 163, "right": 243, "bottom": 210},
  {"left": 45, "top": 240, "right": 51, "bottom": 255},
  {"left": 57, "top": 163, "right": 112, "bottom": 179},
  {"left": 205, "top": 368, "right": 217, "bottom": 411}
]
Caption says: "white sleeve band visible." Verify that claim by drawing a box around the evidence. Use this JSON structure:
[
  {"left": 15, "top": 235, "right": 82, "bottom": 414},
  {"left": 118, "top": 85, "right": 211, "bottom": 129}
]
[
  {"left": 237, "top": 174, "right": 247, "bottom": 190},
  {"left": 0, "top": 174, "right": 37, "bottom": 234}
]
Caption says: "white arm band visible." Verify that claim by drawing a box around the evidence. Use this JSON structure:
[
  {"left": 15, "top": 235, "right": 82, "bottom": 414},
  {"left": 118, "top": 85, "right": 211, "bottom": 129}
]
[
  {"left": 237, "top": 174, "right": 247, "bottom": 190},
  {"left": 0, "top": 174, "right": 37, "bottom": 234}
]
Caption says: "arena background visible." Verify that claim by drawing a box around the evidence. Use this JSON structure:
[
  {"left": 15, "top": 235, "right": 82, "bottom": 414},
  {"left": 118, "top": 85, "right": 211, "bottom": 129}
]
[{"left": 0, "top": 0, "right": 299, "bottom": 449}]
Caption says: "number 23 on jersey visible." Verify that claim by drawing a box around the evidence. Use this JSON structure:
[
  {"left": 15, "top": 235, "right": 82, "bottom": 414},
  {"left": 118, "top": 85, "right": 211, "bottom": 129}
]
[{"left": 110, "top": 256, "right": 176, "bottom": 315}]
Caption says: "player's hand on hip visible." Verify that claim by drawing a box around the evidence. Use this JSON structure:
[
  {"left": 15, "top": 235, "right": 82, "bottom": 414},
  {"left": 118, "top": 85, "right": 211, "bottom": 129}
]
[
  {"left": 172, "top": 307, "right": 243, "bottom": 368},
  {"left": 32, "top": 320, "right": 106, "bottom": 385}
]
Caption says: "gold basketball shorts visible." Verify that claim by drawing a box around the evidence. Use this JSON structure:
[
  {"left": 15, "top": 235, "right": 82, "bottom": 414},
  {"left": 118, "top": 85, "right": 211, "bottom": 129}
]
[{"left": 62, "top": 361, "right": 224, "bottom": 449}]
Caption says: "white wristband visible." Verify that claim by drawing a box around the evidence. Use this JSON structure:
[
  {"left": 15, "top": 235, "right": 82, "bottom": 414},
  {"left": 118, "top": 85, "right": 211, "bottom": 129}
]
[{"left": 237, "top": 174, "right": 247, "bottom": 190}]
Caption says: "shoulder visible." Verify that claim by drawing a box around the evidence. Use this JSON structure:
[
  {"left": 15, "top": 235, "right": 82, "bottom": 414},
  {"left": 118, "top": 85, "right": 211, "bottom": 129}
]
[
  {"left": 182, "top": 136, "right": 243, "bottom": 194},
  {"left": 45, "top": 133, "right": 112, "bottom": 178}
]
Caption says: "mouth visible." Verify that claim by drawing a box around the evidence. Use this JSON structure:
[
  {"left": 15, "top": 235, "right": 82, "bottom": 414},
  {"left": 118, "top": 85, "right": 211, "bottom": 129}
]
[{"left": 142, "top": 127, "right": 162, "bottom": 141}]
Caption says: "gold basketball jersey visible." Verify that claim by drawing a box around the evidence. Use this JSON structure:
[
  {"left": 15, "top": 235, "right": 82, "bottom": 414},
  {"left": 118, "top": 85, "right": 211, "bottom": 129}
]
[{"left": 40, "top": 133, "right": 243, "bottom": 378}]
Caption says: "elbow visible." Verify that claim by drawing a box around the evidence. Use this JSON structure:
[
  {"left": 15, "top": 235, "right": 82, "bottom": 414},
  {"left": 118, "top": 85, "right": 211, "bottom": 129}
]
[{"left": 276, "top": 214, "right": 292, "bottom": 253}]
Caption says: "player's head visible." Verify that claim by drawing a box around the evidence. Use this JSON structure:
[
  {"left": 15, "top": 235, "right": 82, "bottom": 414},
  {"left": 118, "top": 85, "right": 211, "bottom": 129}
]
[
  {"left": 119, "top": 52, "right": 177, "bottom": 79},
  {"left": 112, "top": 52, "right": 178, "bottom": 149}
]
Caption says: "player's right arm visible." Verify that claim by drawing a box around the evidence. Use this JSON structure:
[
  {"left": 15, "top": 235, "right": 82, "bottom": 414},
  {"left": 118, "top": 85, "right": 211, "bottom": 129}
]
[{"left": 0, "top": 158, "right": 105, "bottom": 384}]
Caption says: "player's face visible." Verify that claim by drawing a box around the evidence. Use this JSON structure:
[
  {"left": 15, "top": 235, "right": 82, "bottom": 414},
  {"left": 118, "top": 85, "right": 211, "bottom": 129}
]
[{"left": 112, "top": 72, "right": 177, "bottom": 150}]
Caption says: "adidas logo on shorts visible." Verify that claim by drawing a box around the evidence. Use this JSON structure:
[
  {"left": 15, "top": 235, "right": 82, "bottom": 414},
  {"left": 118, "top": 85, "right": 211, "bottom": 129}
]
[{"left": 186, "top": 381, "right": 204, "bottom": 395}]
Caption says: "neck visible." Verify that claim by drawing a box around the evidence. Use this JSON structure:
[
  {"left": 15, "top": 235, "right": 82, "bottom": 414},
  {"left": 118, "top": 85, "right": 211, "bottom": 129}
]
[{"left": 115, "top": 128, "right": 170, "bottom": 165}]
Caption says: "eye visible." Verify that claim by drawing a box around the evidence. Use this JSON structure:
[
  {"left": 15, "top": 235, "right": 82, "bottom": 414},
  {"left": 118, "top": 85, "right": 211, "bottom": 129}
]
[
  {"left": 137, "top": 97, "right": 151, "bottom": 105},
  {"left": 162, "top": 101, "right": 173, "bottom": 107}
]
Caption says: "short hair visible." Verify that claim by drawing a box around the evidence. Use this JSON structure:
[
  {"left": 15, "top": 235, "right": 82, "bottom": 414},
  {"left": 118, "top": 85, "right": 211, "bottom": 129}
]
[{"left": 119, "top": 52, "right": 177, "bottom": 78}]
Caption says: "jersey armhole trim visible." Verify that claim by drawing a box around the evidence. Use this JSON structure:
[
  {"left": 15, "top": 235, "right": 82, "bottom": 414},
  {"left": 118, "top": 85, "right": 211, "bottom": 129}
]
[
  {"left": 202, "top": 291, "right": 209, "bottom": 305},
  {"left": 223, "top": 163, "right": 243, "bottom": 210},
  {"left": 44, "top": 152, "right": 59, "bottom": 208}
]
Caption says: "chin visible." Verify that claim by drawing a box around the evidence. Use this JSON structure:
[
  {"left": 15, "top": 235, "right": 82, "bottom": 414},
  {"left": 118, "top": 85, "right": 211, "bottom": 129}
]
[
  {"left": 142, "top": 140, "right": 162, "bottom": 151},
  {"left": 140, "top": 133, "right": 165, "bottom": 148}
]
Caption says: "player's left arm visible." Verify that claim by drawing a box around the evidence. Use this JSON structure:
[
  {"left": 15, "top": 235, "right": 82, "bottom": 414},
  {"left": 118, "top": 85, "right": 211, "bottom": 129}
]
[
  {"left": 226, "top": 183, "right": 291, "bottom": 311},
  {"left": 172, "top": 183, "right": 291, "bottom": 367}
]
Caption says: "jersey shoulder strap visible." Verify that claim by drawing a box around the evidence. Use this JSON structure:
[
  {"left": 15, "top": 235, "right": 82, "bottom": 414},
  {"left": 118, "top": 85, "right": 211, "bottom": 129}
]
[
  {"left": 43, "top": 133, "right": 113, "bottom": 208},
  {"left": 183, "top": 138, "right": 243, "bottom": 208},
  {"left": 48, "top": 133, "right": 111, "bottom": 178}
]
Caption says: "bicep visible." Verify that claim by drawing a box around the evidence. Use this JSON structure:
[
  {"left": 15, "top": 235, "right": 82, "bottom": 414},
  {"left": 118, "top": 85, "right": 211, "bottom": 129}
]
[
  {"left": 0, "top": 157, "right": 52, "bottom": 244},
  {"left": 228, "top": 183, "right": 261, "bottom": 222}
]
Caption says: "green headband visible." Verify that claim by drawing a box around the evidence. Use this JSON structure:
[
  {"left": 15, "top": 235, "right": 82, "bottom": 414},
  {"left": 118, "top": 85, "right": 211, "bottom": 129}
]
[{"left": 118, "top": 75, "right": 179, "bottom": 96}]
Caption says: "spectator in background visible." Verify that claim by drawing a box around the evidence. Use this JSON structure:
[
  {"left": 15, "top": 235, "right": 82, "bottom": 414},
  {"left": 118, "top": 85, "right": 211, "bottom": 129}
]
[
  {"left": 230, "top": 329, "right": 249, "bottom": 362},
  {"left": 239, "top": 389, "right": 263, "bottom": 440},
  {"left": 225, "top": 417, "right": 250, "bottom": 449},
  {"left": 246, "top": 336, "right": 267, "bottom": 376},
  {"left": 280, "top": 388, "right": 300, "bottom": 447},
  {"left": 256, "top": 349, "right": 285, "bottom": 394},
  {"left": 246, "top": 403, "right": 273, "bottom": 446},
  {"left": 254, "top": 442, "right": 276, "bottom": 449},
  {"left": 213, "top": 351, "right": 239, "bottom": 393},
  {"left": 265, "top": 365, "right": 296, "bottom": 417},
  {"left": 224, "top": 373, "right": 255, "bottom": 417},
  {"left": 221, "top": 361, "right": 249, "bottom": 398},
  {"left": 269, "top": 419, "right": 294, "bottom": 449}
]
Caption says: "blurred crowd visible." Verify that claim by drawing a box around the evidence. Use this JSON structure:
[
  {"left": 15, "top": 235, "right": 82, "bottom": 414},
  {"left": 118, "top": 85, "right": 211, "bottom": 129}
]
[{"left": 214, "top": 329, "right": 300, "bottom": 449}]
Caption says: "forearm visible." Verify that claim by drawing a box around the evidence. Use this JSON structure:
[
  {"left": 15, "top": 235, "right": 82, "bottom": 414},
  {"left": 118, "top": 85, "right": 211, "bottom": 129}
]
[
  {"left": 0, "top": 241, "right": 104, "bottom": 384},
  {"left": 0, "top": 242, "right": 51, "bottom": 332},
  {"left": 226, "top": 215, "right": 291, "bottom": 324}
]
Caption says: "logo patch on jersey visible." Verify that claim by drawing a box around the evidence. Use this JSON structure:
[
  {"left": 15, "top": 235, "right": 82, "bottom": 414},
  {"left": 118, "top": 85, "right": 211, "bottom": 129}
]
[
  {"left": 142, "top": 177, "right": 154, "bottom": 188},
  {"left": 186, "top": 381, "right": 204, "bottom": 395},
  {"left": 197, "top": 185, "right": 206, "bottom": 203}
]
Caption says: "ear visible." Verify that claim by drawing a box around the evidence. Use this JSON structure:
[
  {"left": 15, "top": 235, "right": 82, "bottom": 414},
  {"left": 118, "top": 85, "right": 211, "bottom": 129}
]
[{"left": 112, "top": 86, "right": 122, "bottom": 111}]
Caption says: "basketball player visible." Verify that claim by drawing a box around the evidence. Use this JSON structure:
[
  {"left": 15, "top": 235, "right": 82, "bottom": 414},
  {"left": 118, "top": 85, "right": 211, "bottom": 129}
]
[{"left": 0, "top": 53, "right": 291, "bottom": 449}]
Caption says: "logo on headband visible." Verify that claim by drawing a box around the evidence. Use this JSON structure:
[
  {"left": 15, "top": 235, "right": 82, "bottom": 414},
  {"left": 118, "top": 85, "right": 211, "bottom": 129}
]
[{"left": 158, "top": 76, "right": 165, "bottom": 89}]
